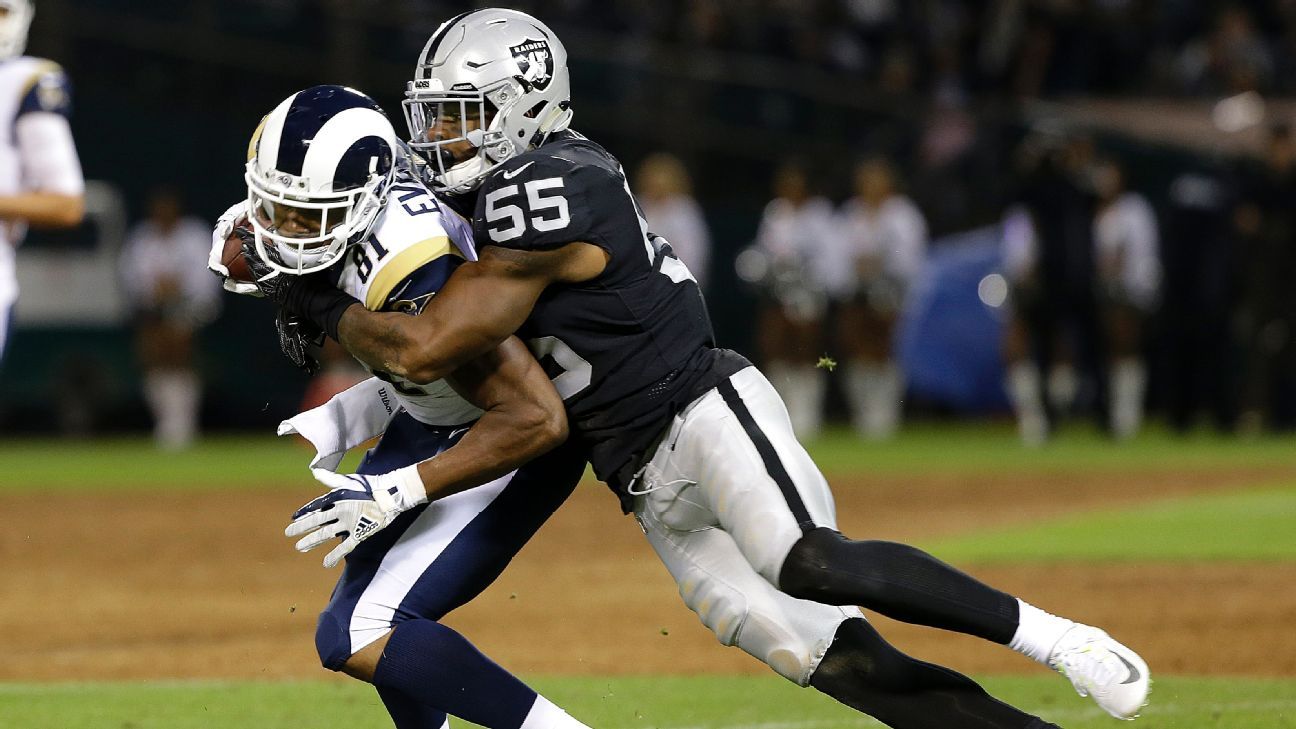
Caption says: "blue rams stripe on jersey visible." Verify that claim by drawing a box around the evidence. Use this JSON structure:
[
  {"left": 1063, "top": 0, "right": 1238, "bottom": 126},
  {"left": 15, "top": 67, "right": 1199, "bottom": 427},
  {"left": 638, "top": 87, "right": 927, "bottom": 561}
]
[
  {"left": 16, "top": 69, "right": 71, "bottom": 120},
  {"left": 382, "top": 255, "right": 461, "bottom": 312}
]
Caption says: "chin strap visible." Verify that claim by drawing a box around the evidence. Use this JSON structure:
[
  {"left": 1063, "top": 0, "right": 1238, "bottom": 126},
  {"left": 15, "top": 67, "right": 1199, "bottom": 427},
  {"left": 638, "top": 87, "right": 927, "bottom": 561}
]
[{"left": 528, "top": 100, "right": 572, "bottom": 149}]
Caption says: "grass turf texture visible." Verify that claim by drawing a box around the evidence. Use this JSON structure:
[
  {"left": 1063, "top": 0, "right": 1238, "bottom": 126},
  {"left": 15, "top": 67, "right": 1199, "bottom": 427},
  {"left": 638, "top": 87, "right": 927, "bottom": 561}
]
[
  {"left": 2, "top": 424, "right": 1293, "bottom": 493},
  {"left": 924, "top": 483, "right": 1296, "bottom": 562},
  {"left": 4, "top": 426, "right": 1294, "bottom": 726},
  {"left": 2, "top": 675, "right": 1294, "bottom": 728}
]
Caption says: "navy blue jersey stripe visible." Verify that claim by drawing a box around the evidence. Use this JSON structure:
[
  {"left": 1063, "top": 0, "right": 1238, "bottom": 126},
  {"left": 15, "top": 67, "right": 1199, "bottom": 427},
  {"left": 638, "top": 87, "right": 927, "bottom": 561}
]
[
  {"left": 717, "top": 378, "right": 816, "bottom": 532},
  {"left": 16, "top": 72, "right": 71, "bottom": 119},
  {"left": 383, "top": 255, "right": 460, "bottom": 311}
]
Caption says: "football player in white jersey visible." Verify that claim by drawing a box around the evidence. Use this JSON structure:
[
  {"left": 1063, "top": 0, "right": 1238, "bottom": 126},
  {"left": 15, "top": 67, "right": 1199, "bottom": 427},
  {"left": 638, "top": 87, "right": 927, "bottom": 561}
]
[
  {"left": 210, "top": 85, "right": 589, "bottom": 729},
  {"left": 0, "top": 0, "right": 85, "bottom": 366},
  {"left": 254, "top": 10, "right": 1152, "bottom": 728}
]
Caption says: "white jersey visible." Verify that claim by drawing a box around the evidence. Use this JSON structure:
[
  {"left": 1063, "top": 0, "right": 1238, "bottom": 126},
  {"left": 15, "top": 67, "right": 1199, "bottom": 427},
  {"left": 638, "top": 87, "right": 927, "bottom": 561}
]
[
  {"left": 119, "top": 215, "right": 221, "bottom": 324},
  {"left": 333, "top": 171, "right": 481, "bottom": 426},
  {"left": 1094, "top": 192, "right": 1160, "bottom": 309},
  {"left": 753, "top": 196, "right": 848, "bottom": 297},
  {"left": 834, "top": 195, "right": 927, "bottom": 295},
  {"left": 0, "top": 55, "right": 84, "bottom": 308}
]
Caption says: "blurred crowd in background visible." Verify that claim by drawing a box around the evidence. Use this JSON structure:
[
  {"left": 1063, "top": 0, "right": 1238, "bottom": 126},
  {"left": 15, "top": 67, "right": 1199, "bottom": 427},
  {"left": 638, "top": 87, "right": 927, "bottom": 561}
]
[
  {"left": 3, "top": 0, "right": 1296, "bottom": 446},
  {"left": 491, "top": 0, "right": 1296, "bottom": 99}
]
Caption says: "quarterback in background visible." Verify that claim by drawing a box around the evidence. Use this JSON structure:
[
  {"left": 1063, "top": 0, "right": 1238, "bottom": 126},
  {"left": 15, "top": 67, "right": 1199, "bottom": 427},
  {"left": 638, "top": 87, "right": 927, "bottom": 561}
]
[{"left": 0, "top": 0, "right": 85, "bottom": 366}]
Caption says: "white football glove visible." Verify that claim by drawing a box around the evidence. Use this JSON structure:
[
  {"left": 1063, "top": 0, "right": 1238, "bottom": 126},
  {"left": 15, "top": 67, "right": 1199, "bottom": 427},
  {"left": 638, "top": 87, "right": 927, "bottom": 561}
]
[
  {"left": 207, "top": 200, "right": 262, "bottom": 296},
  {"left": 285, "top": 465, "right": 428, "bottom": 568}
]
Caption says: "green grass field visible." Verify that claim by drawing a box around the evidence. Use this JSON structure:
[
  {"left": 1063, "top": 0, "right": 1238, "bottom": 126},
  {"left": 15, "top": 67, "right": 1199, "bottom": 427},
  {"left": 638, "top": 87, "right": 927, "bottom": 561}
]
[
  {"left": 2, "top": 425, "right": 1293, "bottom": 728},
  {"left": 2, "top": 676, "right": 1294, "bottom": 728}
]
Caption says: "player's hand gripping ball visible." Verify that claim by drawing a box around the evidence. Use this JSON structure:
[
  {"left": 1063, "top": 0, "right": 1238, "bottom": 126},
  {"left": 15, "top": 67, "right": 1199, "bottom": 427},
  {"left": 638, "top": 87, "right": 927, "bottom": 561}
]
[
  {"left": 221, "top": 223, "right": 255, "bottom": 282},
  {"left": 207, "top": 200, "right": 261, "bottom": 295}
]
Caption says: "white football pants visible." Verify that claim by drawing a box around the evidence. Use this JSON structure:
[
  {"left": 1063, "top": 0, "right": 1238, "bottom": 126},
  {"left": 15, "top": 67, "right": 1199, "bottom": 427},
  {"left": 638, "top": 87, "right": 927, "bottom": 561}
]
[{"left": 633, "top": 366, "right": 862, "bottom": 685}]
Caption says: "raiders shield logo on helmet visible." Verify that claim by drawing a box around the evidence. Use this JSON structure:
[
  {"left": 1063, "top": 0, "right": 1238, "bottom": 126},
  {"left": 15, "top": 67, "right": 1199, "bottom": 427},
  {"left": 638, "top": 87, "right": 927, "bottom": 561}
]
[{"left": 509, "top": 38, "right": 554, "bottom": 91}]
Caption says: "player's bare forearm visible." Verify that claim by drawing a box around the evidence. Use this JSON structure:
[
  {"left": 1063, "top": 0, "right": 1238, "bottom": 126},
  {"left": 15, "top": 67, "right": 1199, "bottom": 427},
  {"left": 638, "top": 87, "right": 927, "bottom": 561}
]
[
  {"left": 412, "top": 336, "right": 568, "bottom": 501},
  {"left": 0, "top": 192, "right": 84, "bottom": 228},
  {"left": 338, "top": 245, "right": 599, "bottom": 385}
]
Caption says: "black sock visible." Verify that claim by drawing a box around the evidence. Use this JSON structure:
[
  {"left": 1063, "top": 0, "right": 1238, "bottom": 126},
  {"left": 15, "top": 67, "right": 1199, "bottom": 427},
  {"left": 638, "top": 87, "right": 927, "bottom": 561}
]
[{"left": 810, "top": 618, "right": 1060, "bottom": 729}]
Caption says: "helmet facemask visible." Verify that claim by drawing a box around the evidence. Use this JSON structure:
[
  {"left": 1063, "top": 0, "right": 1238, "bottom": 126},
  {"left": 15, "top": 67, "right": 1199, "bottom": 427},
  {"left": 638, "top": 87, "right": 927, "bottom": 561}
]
[
  {"left": 243, "top": 85, "right": 399, "bottom": 276},
  {"left": 402, "top": 9, "right": 575, "bottom": 194},
  {"left": 244, "top": 162, "right": 388, "bottom": 276},
  {"left": 403, "top": 80, "right": 522, "bottom": 194}
]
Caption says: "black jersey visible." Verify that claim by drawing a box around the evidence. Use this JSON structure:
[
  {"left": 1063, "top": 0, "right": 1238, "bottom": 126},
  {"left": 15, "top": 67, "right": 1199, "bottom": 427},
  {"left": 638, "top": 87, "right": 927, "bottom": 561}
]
[{"left": 469, "top": 131, "right": 749, "bottom": 503}]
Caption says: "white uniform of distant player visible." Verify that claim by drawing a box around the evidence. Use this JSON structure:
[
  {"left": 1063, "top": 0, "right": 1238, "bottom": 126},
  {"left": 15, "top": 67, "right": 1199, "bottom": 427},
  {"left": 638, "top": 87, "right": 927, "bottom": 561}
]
[
  {"left": 0, "top": 0, "right": 85, "bottom": 363},
  {"left": 751, "top": 194, "right": 842, "bottom": 438},
  {"left": 833, "top": 191, "right": 927, "bottom": 439},
  {"left": 1094, "top": 190, "right": 1160, "bottom": 439}
]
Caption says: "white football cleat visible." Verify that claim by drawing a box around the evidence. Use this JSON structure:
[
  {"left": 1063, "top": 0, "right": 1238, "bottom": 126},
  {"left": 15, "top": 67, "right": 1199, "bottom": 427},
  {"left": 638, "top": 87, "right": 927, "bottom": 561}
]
[{"left": 1048, "top": 625, "right": 1150, "bottom": 720}]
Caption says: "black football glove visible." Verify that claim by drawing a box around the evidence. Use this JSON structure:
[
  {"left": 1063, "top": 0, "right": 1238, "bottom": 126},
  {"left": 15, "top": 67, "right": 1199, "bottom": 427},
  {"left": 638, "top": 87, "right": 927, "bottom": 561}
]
[
  {"left": 240, "top": 237, "right": 300, "bottom": 305},
  {"left": 239, "top": 237, "right": 361, "bottom": 342},
  {"left": 275, "top": 309, "right": 324, "bottom": 375}
]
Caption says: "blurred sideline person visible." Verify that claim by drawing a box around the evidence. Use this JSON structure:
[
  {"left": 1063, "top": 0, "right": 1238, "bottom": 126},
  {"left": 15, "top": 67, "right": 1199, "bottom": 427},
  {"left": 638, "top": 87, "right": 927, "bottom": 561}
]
[
  {"left": 0, "top": 0, "right": 85, "bottom": 371},
  {"left": 1161, "top": 158, "right": 1236, "bottom": 432},
  {"left": 634, "top": 152, "right": 712, "bottom": 291},
  {"left": 252, "top": 11, "right": 1151, "bottom": 727},
  {"left": 833, "top": 157, "right": 926, "bottom": 440},
  {"left": 1091, "top": 157, "right": 1160, "bottom": 440},
  {"left": 750, "top": 161, "right": 841, "bottom": 439},
  {"left": 119, "top": 188, "right": 220, "bottom": 450},
  {"left": 1234, "top": 124, "right": 1296, "bottom": 432},
  {"left": 1002, "top": 131, "right": 1101, "bottom": 445},
  {"left": 297, "top": 338, "right": 369, "bottom": 413},
  {"left": 211, "top": 86, "right": 589, "bottom": 729}
]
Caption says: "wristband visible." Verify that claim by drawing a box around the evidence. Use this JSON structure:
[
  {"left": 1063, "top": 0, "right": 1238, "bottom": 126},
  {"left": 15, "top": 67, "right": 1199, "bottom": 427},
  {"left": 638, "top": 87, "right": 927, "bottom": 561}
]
[
  {"left": 282, "top": 279, "right": 360, "bottom": 342},
  {"left": 391, "top": 464, "right": 430, "bottom": 510}
]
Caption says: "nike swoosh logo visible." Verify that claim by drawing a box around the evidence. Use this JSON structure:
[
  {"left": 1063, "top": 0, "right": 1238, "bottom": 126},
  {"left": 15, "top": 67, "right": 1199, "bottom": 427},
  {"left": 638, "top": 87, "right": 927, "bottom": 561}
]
[
  {"left": 1116, "top": 653, "right": 1141, "bottom": 685},
  {"left": 465, "top": 59, "right": 493, "bottom": 68},
  {"left": 501, "top": 161, "right": 535, "bottom": 180}
]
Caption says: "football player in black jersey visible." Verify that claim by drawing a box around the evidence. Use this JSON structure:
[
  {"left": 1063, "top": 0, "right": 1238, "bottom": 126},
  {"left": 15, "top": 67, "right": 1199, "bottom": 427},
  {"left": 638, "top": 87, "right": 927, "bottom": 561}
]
[{"left": 270, "top": 9, "right": 1150, "bottom": 727}]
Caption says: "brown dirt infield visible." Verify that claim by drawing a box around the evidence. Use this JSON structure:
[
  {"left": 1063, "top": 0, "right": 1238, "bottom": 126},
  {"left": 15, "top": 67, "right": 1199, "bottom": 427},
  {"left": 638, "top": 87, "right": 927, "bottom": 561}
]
[{"left": 2, "top": 465, "right": 1293, "bottom": 681}]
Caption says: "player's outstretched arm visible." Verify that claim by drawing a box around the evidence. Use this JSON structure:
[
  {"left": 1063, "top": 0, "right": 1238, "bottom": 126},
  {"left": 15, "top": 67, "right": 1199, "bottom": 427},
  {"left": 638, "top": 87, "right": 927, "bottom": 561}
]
[
  {"left": 285, "top": 335, "right": 569, "bottom": 568},
  {"left": 417, "top": 334, "right": 568, "bottom": 498},
  {"left": 336, "top": 242, "right": 607, "bottom": 385},
  {"left": 0, "top": 191, "right": 84, "bottom": 228}
]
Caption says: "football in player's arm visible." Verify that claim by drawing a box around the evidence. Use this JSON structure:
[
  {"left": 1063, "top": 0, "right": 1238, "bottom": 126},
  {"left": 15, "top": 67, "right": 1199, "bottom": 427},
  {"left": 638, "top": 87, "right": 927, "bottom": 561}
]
[
  {"left": 211, "top": 86, "right": 570, "bottom": 564},
  {"left": 210, "top": 85, "right": 591, "bottom": 729}
]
